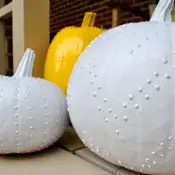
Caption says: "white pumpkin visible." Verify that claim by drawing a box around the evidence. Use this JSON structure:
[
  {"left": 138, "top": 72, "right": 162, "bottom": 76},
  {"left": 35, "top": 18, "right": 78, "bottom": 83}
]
[
  {"left": 67, "top": 0, "right": 175, "bottom": 174},
  {"left": 0, "top": 48, "right": 68, "bottom": 154}
]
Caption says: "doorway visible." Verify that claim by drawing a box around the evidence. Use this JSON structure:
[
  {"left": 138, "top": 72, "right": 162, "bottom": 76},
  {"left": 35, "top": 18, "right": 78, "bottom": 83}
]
[{"left": 0, "top": 0, "right": 13, "bottom": 76}]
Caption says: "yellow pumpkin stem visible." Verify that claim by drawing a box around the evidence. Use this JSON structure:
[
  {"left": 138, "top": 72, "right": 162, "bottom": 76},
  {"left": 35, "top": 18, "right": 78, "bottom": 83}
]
[{"left": 81, "top": 12, "right": 97, "bottom": 27}]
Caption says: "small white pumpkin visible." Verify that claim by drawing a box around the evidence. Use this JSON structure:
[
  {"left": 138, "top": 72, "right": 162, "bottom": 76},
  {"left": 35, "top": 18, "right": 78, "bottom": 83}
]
[
  {"left": 67, "top": 0, "right": 175, "bottom": 174},
  {"left": 0, "top": 48, "right": 68, "bottom": 154}
]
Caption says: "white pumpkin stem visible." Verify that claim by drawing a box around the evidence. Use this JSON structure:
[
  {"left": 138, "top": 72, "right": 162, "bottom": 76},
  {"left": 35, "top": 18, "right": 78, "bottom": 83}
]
[
  {"left": 13, "top": 48, "right": 35, "bottom": 77},
  {"left": 150, "top": 0, "right": 174, "bottom": 22}
]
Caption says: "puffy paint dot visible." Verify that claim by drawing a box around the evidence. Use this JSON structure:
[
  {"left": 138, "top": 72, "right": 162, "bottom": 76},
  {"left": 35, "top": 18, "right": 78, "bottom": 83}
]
[
  {"left": 160, "top": 154, "right": 164, "bottom": 157},
  {"left": 14, "top": 122, "right": 18, "bottom": 126},
  {"left": 44, "top": 104, "right": 48, "bottom": 108},
  {"left": 98, "top": 106, "right": 102, "bottom": 111},
  {"left": 106, "top": 153, "right": 109, "bottom": 157},
  {"left": 153, "top": 160, "right": 157, "bottom": 165},
  {"left": 28, "top": 107, "right": 32, "bottom": 110},
  {"left": 147, "top": 79, "right": 152, "bottom": 84},
  {"left": 45, "top": 122, "right": 49, "bottom": 125},
  {"left": 141, "top": 164, "right": 145, "bottom": 168},
  {"left": 168, "top": 147, "right": 172, "bottom": 150},
  {"left": 16, "top": 131, "right": 19, "bottom": 134},
  {"left": 123, "top": 103, "right": 127, "bottom": 108},
  {"left": 96, "top": 148, "right": 99, "bottom": 153},
  {"left": 145, "top": 94, "right": 150, "bottom": 100},
  {"left": 103, "top": 98, "right": 107, "bottom": 102},
  {"left": 151, "top": 152, "right": 156, "bottom": 155},
  {"left": 129, "top": 94, "right": 134, "bottom": 100},
  {"left": 105, "top": 118, "right": 108, "bottom": 123},
  {"left": 169, "top": 136, "right": 172, "bottom": 140},
  {"left": 30, "top": 126, "right": 33, "bottom": 129},
  {"left": 14, "top": 114, "right": 18, "bottom": 117},
  {"left": 108, "top": 108, "right": 112, "bottom": 113},
  {"left": 148, "top": 165, "right": 151, "bottom": 168},
  {"left": 165, "top": 74, "right": 171, "bottom": 79},
  {"left": 93, "top": 92, "right": 97, "bottom": 97},
  {"left": 115, "top": 130, "right": 120, "bottom": 134},
  {"left": 130, "top": 167, "right": 133, "bottom": 170},
  {"left": 160, "top": 142, "right": 164, "bottom": 146},
  {"left": 123, "top": 116, "right": 128, "bottom": 121},
  {"left": 30, "top": 134, "right": 33, "bottom": 138},
  {"left": 138, "top": 87, "right": 143, "bottom": 93},
  {"left": 154, "top": 72, "right": 159, "bottom": 77},
  {"left": 155, "top": 85, "right": 160, "bottom": 91},
  {"left": 97, "top": 85, "right": 101, "bottom": 90},
  {"left": 163, "top": 58, "right": 168, "bottom": 64},
  {"left": 114, "top": 114, "right": 118, "bottom": 119},
  {"left": 134, "top": 104, "right": 139, "bottom": 109},
  {"left": 14, "top": 106, "right": 18, "bottom": 110},
  {"left": 44, "top": 132, "right": 47, "bottom": 135},
  {"left": 145, "top": 158, "right": 149, "bottom": 162},
  {"left": 118, "top": 160, "right": 122, "bottom": 165}
]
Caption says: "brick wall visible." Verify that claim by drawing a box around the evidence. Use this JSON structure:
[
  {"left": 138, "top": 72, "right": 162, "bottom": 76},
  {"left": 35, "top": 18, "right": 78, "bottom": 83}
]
[{"left": 50, "top": 0, "right": 155, "bottom": 36}]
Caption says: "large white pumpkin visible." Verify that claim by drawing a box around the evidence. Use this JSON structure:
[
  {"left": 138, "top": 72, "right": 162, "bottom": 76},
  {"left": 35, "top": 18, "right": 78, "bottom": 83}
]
[
  {"left": 0, "top": 49, "right": 68, "bottom": 154},
  {"left": 67, "top": 0, "right": 175, "bottom": 174}
]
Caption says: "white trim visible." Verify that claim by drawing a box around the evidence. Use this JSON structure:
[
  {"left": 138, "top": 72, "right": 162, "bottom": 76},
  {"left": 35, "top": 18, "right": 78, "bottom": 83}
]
[{"left": 0, "top": 2, "right": 13, "bottom": 19}]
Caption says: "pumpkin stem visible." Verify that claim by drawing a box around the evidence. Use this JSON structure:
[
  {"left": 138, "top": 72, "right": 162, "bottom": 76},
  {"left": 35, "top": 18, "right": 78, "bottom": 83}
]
[
  {"left": 150, "top": 0, "right": 174, "bottom": 22},
  {"left": 81, "top": 12, "right": 96, "bottom": 27},
  {"left": 13, "top": 48, "right": 35, "bottom": 77}
]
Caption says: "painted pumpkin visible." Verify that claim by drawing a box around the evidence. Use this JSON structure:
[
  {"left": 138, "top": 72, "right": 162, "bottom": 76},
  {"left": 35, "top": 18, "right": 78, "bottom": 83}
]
[
  {"left": 0, "top": 49, "right": 68, "bottom": 154},
  {"left": 67, "top": 0, "right": 175, "bottom": 174},
  {"left": 44, "top": 12, "right": 104, "bottom": 93}
]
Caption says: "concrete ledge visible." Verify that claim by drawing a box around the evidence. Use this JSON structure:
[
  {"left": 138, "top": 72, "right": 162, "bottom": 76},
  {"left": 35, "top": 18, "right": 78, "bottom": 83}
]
[{"left": 75, "top": 148, "right": 119, "bottom": 174}]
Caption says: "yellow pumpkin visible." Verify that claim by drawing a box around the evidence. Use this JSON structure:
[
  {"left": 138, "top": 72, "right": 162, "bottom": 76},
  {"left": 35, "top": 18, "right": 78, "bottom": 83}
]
[{"left": 44, "top": 12, "right": 104, "bottom": 94}]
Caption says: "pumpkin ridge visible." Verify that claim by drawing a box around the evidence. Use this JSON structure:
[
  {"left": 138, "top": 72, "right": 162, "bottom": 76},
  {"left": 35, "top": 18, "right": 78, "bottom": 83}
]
[{"left": 14, "top": 79, "right": 21, "bottom": 153}]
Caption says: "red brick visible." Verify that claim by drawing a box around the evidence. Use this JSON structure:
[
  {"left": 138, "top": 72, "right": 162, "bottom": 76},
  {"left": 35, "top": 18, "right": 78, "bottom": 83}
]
[{"left": 50, "top": 0, "right": 155, "bottom": 34}]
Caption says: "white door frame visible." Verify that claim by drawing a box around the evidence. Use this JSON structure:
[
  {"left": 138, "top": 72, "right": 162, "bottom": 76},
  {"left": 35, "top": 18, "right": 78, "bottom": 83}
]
[{"left": 0, "top": 0, "right": 49, "bottom": 77}]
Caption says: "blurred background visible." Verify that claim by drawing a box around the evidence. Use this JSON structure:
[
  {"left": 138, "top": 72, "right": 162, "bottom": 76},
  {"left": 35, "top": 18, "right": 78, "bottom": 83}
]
[{"left": 0, "top": 0, "right": 169, "bottom": 76}]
